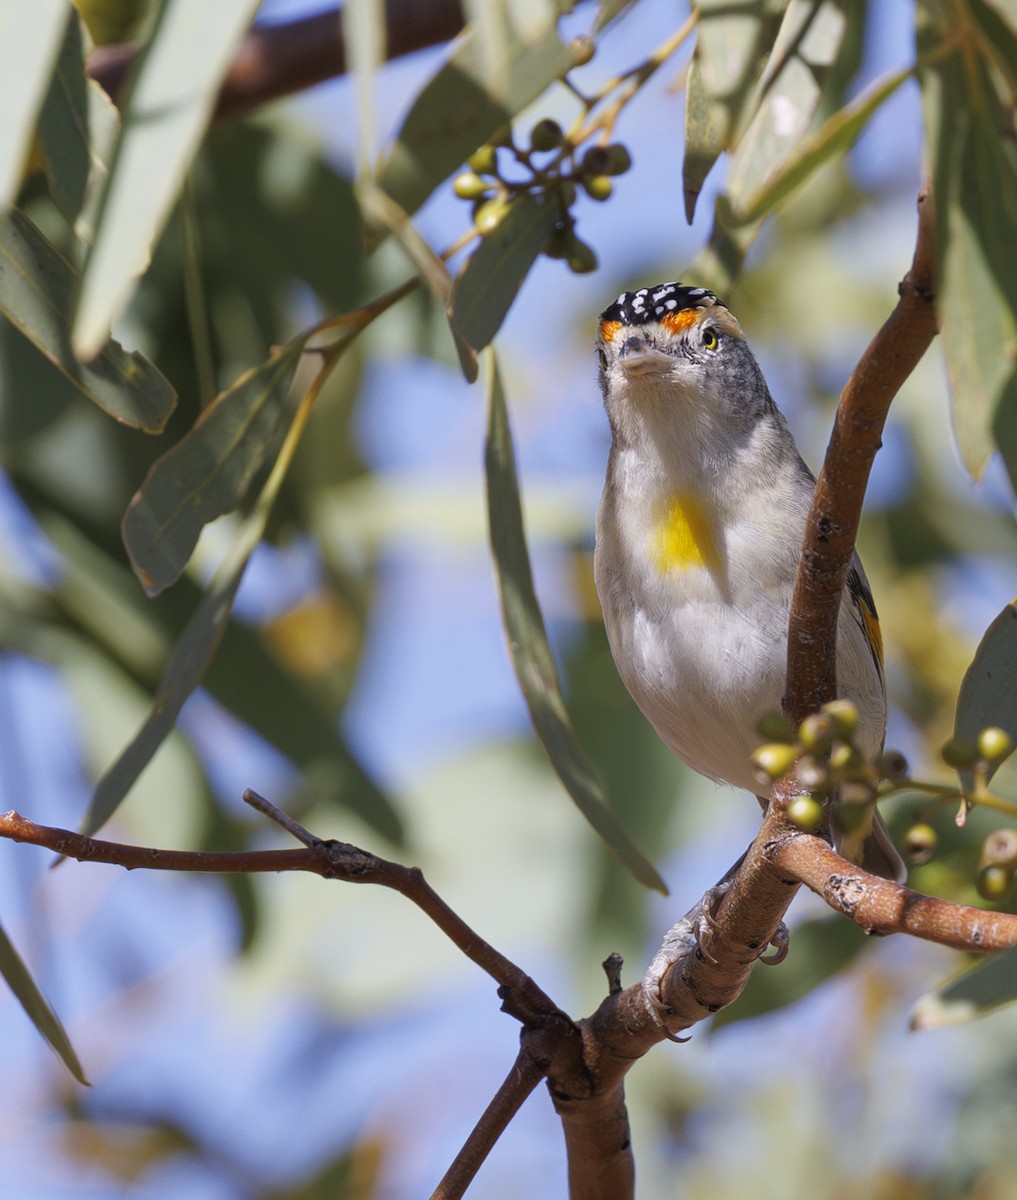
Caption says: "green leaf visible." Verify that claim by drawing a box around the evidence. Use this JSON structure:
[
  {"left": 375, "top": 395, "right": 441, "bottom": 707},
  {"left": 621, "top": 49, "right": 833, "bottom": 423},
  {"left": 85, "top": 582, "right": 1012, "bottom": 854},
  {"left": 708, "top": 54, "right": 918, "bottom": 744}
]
[
  {"left": 72, "top": 0, "right": 260, "bottom": 359},
  {"left": 36, "top": 10, "right": 120, "bottom": 243},
  {"left": 733, "top": 65, "right": 911, "bottom": 223},
  {"left": 484, "top": 349, "right": 666, "bottom": 893},
  {"left": 911, "top": 945, "right": 1017, "bottom": 1029},
  {"left": 0, "top": 919, "right": 88, "bottom": 1085},
  {"left": 0, "top": 208, "right": 176, "bottom": 431},
  {"left": 682, "top": 0, "right": 785, "bottom": 222},
  {"left": 121, "top": 341, "right": 305, "bottom": 596},
  {"left": 919, "top": 3, "right": 1017, "bottom": 479},
  {"left": 376, "top": 22, "right": 572, "bottom": 220},
  {"left": 0, "top": 0, "right": 67, "bottom": 210},
  {"left": 342, "top": 0, "right": 385, "bottom": 174},
  {"left": 725, "top": 0, "right": 850, "bottom": 214},
  {"left": 82, "top": 377, "right": 311, "bottom": 839},
  {"left": 711, "top": 917, "right": 868, "bottom": 1030},
  {"left": 448, "top": 194, "right": 556, "bottom": 381},
  {"left": 954, "top": 599, "right": 1017, "bottom": 790}
]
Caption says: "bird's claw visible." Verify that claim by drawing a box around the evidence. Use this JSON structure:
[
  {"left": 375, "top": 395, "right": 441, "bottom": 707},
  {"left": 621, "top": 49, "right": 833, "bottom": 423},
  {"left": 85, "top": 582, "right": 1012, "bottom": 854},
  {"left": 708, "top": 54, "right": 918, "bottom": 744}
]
[{"left": 758, "top": 921, "right": 790, "bottom": 965}]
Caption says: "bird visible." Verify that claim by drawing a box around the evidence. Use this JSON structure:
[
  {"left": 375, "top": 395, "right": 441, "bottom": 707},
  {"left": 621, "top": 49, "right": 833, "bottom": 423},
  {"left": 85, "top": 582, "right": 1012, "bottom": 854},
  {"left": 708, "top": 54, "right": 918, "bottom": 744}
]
[{"left": 592, "top": 281, "right": 904, "bottom": 881}]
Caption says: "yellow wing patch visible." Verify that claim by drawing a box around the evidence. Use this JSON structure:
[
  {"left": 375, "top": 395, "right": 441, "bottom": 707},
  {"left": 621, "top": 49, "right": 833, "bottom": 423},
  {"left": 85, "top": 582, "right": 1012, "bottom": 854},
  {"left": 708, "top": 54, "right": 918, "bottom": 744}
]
[{"left": 650, "top": 493, "right": 719, "bottom": 573}]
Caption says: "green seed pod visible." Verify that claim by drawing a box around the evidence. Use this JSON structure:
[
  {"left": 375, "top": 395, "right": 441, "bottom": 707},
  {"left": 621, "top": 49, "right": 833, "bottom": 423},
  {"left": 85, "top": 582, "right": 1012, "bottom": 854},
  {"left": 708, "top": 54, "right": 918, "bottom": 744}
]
[
  {"left": 787, "top": 794, "right": 823, "bottom": 833},
  {"left": 453, "top": 172, "right": 490, "bottom": 200},
  {"left": 569, "top": 34, "right": 595, "bottom": 66},
  {"left": 977, "top": 864, "right": 1013, "bottom": 902},
  {"left": 474, "top": 196, "right": 509, "bottom": 235},
  {"left": 878, "top": 749, "right": 909, "bottom": 783},
  {"left": 981, "top": 828, "right": 1017, "bottom": 869},
  {"left": 558, "top": 180, "right": 578, "bottom": 209},
  {"left": 942, "top": 735, "right": 978, "bottom": 769},
  {"left": 755, "top": 710, "right": 795, "bottom": 744},
  {"left": 799, "top": 713, "right": 834, "bottom": 753},
  {"left": 796, "top": 755, "right": 829, "bottom": 791},
  {"left": 581, "top": 146, "right": 611, "bottom": 176},
  {"left": 829, "top": 741, "right": 861, "bottom": 774},
  {"left": 903, "top": 822, "right": 937, "bottom": 863},
  {"left": 978, "top": 726, "right": 1014, "bottom": 763},
  {"left": 751, "top": 743, "right": 797, "bottom": 782},
  {"left": 467, "top": 144, "right": 499, "bottom": 175},
  {"left": 583, "top": 174, "right": 613, "bottom": 202},
  {"left": 602, "top": 143, "right": 633, "bottom": 175},
  {"left": 530, "top": 118, "right": 564, "bottom": 152},
  {"left": 566, "top": 235, "right": 598, "bottom": 274},
  {"left": 823, "top": 699, "right": 860, "bottom": 741}
]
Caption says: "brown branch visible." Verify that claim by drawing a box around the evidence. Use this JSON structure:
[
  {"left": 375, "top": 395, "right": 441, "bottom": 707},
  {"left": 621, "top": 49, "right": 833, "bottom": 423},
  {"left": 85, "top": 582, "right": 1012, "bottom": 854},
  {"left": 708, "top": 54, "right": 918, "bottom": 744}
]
[
  {"left": 0, "top": 805, "right": 561, "bottom": 1026},
  {"left": 429, "top": 1049, "right": 547, "bottom": 1200},
  {"left": 87, "top": 0, "right": 467, "bottom": 123},
  {"left": 774, "top": 835, "right": 1017, "bottom": 949},
  {"left": 784, "top": 183, "right": 938, "bottom": 721}
]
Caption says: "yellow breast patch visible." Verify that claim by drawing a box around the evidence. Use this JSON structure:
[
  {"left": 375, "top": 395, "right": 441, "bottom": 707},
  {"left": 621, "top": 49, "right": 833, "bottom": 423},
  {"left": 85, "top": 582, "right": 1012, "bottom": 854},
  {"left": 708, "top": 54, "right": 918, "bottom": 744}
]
[{"left": 650, "top": 493, "right": 719, "bottom": 573}]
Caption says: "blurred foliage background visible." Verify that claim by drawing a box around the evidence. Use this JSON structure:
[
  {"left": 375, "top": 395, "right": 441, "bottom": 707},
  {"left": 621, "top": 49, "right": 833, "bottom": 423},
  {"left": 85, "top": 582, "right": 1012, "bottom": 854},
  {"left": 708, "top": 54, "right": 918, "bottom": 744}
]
[{"left": 4, "top": 0, "right": 1017, "bottom": 1197}]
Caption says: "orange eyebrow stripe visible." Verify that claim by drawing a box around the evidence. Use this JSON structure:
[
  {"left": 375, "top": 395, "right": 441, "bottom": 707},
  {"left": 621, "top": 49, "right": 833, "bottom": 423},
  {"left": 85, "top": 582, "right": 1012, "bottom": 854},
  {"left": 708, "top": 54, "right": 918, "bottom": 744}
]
[
  {"left": 660, "top": 309, "right": 699, "bottom": 335},
  {"left": 599, "top": 319, "right": 623, "bottom": 342}
]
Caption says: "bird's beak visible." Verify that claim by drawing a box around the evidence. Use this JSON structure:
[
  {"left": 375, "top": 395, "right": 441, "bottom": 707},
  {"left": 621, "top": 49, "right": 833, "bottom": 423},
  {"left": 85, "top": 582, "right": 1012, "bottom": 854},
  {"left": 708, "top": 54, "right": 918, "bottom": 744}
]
[{"left": 618, "top": 336, "right": 673, "bottom": 377}]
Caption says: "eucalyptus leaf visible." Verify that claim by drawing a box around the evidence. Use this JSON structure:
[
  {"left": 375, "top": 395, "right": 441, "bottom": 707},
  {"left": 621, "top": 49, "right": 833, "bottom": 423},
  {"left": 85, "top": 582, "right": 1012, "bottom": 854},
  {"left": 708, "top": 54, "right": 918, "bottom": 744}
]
[
  {"left": 953, "top": 599, "right": 1017, "bottom": 790},
  {"left": 912, "top": 945, "right": 1017, "bottom": 1029},
  {"left": 37, "top": 10, "right": 119, "bottom": 243},
  {"left": 484, "top": 349, "right": 666, "bottom": 893},
  {"left": 83, "top": 378, "right": 310, "bottom": 837},
  {"left": 0, "top": 0, "right": 67, "bottom": 211},
  {"left": 733, "top": 66, "right": 910, "bottom": 223},
  {"left": 448, "top": 194, "right": 556, "bottom": 380},
  {"left": 0, "top": 919, "right": 87, "bottom": 1085},
  {"left": 725, "top": 0, "right": 849, "bottom": 213},
  {"left": 0, "top": 208, "right": 176, "bottom": 431},
  {"left": 121, "top": 340, "right": 305, "bottom": 596},
  {"left": 73, "top": 0, "right": 260, "bottom": 359},
  {"left": 376, "top": 22, "right": 572, "bottom": 220}
]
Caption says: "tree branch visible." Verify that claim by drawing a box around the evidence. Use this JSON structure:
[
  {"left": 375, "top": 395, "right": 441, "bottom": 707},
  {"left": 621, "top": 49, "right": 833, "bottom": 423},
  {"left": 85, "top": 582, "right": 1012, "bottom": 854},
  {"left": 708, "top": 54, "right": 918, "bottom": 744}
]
[
  {"left": 784, "top": 183, "right": 938, "bottom": 720},
  {"left": 773, "top": 835, "right": 1017, "bottom": 948},
  {"left": 87, "top": 0, "right": 467, "bottom": 123},
  {"left": 0, "top": 805, "right": 561, "bottom": 1026}
]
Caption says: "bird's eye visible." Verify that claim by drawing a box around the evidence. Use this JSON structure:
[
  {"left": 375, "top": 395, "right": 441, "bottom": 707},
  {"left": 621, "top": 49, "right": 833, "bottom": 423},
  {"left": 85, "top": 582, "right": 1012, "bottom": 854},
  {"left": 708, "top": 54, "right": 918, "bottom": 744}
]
[{"left": 701, "top": 328, "right": 719, "bottom": 351}]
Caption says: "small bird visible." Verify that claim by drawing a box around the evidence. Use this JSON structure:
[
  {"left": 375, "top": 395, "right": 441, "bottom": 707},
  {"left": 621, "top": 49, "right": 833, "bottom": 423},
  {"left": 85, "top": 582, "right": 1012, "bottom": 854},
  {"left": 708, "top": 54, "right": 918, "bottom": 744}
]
[{"left": 593, "top": 282, "right": 903, "bottom": 881}]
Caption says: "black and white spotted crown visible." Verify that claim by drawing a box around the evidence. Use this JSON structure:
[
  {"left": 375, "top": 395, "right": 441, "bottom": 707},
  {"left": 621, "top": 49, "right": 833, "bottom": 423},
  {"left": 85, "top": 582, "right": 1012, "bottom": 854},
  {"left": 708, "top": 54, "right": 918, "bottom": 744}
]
[{"left": 600, "top": 282, "right": 723, "bottom": 326}]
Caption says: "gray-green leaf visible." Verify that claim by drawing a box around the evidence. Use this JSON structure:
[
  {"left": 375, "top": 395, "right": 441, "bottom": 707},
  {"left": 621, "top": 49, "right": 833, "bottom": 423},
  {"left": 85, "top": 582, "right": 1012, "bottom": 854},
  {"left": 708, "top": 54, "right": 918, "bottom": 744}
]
[
  {"left": 954, "top": 599, "right": 1017, "bottom": 790},
  {"left": 121, "top": 340, "right": 305, "bottom": 596},
  {"left": 0, "top": 918, "right": 88, "bottom": 1085},
  {"left": 912, "top": 945, "right": 1017, "bottom": 1029},
  {"left": 0, "top": 208, "right": 176, "bottom": 431},
  {"left": 484, "top": 349, "right": 666, "bottom": 892}
]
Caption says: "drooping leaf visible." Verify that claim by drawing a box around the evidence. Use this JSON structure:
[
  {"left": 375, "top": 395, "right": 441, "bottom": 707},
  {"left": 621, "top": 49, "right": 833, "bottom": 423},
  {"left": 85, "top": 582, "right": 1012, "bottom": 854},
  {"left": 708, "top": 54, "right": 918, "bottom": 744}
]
[
  {"left": 72, "top": 0, "right": 260, "bottom": 359},
  {"left": 121, "top": 340, "right": 306, "bottom": 596},
  {"left": 911, "top": 945, "right": 1017, "bottom": 1029},
  {"left": 448, "top": 194, "right": 557, "bottom": 381},
  {"left": 725, "top": 0, "right": 850, "bottom": 214},
  {"left": 36, "top": 9, "right": 120, "bottom": 243},
  {"left": 0, "top": 207, "right": 176, "bottom": 430},
  {"left": 0, "top": 0, "right": 67, "bottom": 211},
  {"left": 918, "top": 1, "right": 1017, "bottom": 480},
  {"left": 953, "top": 599, "right": 1017, "bottom": 790},
  {"left": 484, "top": 348, "right": 666, "bottom": 893},
  {"left": 82, "top": 371, "right": 315, "bottom": 838},
  {"left": 376, "top": 21, "right": 572, "bottom": 220},
  {"left": 0, "top": 918, "right": 88, "bottom": 1085},
  {"left": 682, "top": 0, "right": 786, "bottom": 222},
  {"left": 733, "top": 65, "right": 911, "bottom": 223}
]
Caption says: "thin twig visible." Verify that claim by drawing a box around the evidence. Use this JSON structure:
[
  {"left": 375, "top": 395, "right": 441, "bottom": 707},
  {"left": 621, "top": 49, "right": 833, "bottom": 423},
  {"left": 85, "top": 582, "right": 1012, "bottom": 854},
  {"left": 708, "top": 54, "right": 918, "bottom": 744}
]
[
  {"left": 429, "top": 1050, "right": 547, "bottom": 1200},
  {"left": 0, "top": 808, "right": 562, "bottom": 1025}
]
